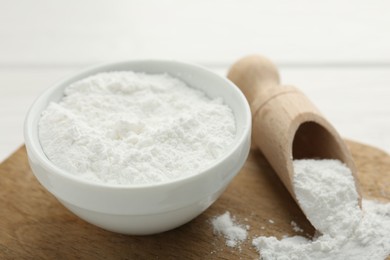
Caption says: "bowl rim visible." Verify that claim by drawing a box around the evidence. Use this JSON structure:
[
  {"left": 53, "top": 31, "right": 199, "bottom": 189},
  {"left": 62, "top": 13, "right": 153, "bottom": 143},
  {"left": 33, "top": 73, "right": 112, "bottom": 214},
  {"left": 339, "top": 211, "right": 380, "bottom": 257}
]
[{"left": 24, "top": 59, "right": 252, "bottom": 190}]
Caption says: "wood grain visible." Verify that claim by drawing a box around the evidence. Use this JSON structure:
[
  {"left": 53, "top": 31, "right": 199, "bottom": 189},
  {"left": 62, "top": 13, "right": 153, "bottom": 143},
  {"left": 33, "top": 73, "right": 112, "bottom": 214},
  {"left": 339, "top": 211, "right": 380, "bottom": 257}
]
[
  {"left": 227, "top": 55, "right": 359, "bottom": 201},
  {"left": 0, "top": 141, "right": 389, "bottom": 259}
]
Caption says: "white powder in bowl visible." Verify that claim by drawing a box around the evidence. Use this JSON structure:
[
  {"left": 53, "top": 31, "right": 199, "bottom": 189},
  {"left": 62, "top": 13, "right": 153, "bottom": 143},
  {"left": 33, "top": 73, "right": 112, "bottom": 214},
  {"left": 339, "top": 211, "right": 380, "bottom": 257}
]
[{"left": 39, "top": 71, "right": 236, "bottom": 185}]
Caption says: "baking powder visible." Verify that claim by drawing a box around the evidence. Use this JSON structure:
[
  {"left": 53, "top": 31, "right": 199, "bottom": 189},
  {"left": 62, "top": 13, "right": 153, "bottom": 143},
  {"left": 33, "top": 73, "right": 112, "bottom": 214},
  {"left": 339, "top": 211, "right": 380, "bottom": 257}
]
[
  {"left": 39, "top": 71, "right": 236, "bottom": 185},
  {"left": 212, "top": 159, "right": 390, "bottom": 259},
  {"left": 252, "top": 159, "right": 390, "bottom": 260},
  {"left": 212, "top": 211, "right": 248, "bottom": 248}
]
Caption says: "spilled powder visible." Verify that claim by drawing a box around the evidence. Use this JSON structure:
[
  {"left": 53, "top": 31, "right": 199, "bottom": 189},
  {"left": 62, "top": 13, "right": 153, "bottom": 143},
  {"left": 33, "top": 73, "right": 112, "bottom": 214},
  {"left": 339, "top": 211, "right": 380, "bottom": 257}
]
[
  {"left": 252, "top": 199, "right": 390, "bottom": 260},
  {"left": 212, "top": 159, "right": 390, "bottom": 259},
  {"left": 211, "top": 211, "right": 248, "bottom": 248},
  {"left": 252, "top": 159, "right": 390, "bottom": 260},
  {"left": 290, "top": 221, "right": 303, "bottom": 233}
]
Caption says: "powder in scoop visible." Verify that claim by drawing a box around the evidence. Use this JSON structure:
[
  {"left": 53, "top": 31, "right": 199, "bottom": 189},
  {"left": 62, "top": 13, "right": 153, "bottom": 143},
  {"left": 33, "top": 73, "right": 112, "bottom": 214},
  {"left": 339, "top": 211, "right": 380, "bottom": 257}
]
[
  {"left": 293, "top": 159, "right": 362, "bottom": 238},
  {"left": 39, "top": 71, "right": 236, "bottom": 185},
  {"left": 252, "top": 159, "right": 390, "bottom": 260},
  {"left": 212, "top": 211, "right": 248, "bottom": 248}
]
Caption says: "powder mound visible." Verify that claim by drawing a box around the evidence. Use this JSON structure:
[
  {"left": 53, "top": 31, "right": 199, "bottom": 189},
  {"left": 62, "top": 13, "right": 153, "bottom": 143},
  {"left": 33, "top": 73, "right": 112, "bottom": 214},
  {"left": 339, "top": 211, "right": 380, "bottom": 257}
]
[
  {"left": 252, "top": 200, "right": 390, "bottom": 260},
  {"left": 293, "top": 159, "right": 362, "bottom": 237},
  {"left": 252, "top": 159, "right": 390, "bottom": 260},
  {"left": 39, "top": 71, "right": 236, "bottom": 185},
  {"left": 212, "top": 211, "right": 248, "bottom": 248}
]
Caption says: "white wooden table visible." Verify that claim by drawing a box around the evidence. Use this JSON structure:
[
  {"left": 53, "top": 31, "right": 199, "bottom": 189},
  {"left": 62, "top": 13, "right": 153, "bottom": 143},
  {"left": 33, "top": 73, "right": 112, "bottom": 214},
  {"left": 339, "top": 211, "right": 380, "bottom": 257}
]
[{"left": 1, "top": 0, "right": 389, "bottom": 162}]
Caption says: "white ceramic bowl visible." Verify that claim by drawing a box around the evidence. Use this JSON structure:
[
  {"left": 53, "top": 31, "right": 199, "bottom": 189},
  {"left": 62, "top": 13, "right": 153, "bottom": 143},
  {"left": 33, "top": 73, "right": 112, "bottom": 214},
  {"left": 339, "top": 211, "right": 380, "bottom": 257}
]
[{"left": 24, "top": 60, "right": 251, "bottom": 235}]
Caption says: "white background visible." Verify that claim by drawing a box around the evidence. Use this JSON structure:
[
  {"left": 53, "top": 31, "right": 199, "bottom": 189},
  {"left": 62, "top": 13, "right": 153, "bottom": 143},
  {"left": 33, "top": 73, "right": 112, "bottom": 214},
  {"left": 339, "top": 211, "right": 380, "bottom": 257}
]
[{"left": 1, "top": 0, "right": 390, "bottom": 162}]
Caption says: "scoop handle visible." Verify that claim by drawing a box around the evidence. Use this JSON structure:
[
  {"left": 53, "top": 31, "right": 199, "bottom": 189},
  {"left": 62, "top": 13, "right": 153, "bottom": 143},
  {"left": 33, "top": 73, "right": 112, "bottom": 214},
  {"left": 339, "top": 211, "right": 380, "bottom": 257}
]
[
  {"left": 228, "top": 55, "right": 299, "bottom": 194},
  {"left": 227, "top": 55, "right": 361, "bottom": 201},
  {"left": 227, "top": 55, "right": 283, "bottom": 119}
]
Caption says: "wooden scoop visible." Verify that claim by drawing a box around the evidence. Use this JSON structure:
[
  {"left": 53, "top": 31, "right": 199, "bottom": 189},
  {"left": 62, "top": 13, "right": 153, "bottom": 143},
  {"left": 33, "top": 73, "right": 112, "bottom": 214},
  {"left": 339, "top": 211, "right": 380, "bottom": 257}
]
[{"left": 227, "top": 54, "right": 361, "bottom": 204}]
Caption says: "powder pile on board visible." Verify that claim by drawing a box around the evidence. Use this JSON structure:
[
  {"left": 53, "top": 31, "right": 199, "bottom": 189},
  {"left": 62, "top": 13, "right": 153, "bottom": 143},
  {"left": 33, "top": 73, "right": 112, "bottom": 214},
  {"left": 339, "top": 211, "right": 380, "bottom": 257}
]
[
  {"left": 39, "top": 71, "right": 236, "bottom": 185},
  {"left": 212, "top": 211, "right": 248, "bottom": 248},
  {"left": 209, "top": 161, "right": 390, "bottom": 259},
  {"left": 252, "top": 159, "right": 390, "bottom": 260}
]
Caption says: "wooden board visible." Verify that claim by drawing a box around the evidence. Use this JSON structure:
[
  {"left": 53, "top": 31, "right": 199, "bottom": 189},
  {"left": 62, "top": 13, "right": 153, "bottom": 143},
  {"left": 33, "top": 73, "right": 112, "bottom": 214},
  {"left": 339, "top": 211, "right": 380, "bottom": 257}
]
[{"left": 1, "top": 141, "right": 389, "bottom": 259}]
